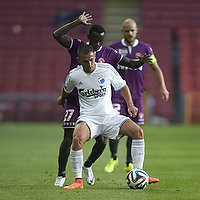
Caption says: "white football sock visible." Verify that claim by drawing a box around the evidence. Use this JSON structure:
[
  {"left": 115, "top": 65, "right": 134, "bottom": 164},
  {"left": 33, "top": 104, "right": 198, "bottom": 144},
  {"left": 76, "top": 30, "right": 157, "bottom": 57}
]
[
  {"left": 131, "top": 139, "right": 145, "bottom": 169},
  {"left": 71, "top": 149, "right": 83, "bottom": 179}
]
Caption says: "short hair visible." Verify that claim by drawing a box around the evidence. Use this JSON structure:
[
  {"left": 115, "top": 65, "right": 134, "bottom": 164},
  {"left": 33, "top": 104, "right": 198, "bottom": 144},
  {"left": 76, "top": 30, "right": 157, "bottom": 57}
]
[
  {"left": 89, "top": 24, "right": 106, "bottom": 35},
  {"left": 77, "top": 44, "right": 94, "bottom": 57}
]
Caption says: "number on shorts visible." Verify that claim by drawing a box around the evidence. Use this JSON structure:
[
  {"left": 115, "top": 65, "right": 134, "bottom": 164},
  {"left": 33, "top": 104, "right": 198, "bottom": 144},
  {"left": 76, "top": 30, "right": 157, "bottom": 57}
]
[
  {"left": 63, "top": 109, "right": 74, "bottom": 122},
  {"left": 113, "top": 103, "right": 121, "bottom": 113}
]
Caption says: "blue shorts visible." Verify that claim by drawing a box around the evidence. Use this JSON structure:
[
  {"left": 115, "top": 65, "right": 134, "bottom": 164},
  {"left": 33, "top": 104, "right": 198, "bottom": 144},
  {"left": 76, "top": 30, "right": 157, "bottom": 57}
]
[{"left": 112, "top": 98, "right": 144, "bottom": 124}]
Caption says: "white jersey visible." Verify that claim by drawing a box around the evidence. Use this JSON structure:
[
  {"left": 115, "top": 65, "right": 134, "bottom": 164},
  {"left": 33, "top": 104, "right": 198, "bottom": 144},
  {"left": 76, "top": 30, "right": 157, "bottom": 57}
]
[{"left": 64, "top": 62, "right": 126, "bottom": 117}]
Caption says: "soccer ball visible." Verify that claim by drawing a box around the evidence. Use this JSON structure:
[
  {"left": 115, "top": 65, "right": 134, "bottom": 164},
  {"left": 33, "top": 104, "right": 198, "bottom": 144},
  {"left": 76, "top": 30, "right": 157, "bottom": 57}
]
[{"left": 126, "top": 168, "right": 149, "bottom": 189}]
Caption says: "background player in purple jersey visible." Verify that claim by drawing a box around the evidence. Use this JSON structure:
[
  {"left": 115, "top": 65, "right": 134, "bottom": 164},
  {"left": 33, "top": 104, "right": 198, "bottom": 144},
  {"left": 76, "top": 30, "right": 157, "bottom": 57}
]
[
  {"left": 104, "top": 18, "right": 169, "bottom": 174},
  {"left": 53, "top": 12, "right": 151, "bottom": 187}
]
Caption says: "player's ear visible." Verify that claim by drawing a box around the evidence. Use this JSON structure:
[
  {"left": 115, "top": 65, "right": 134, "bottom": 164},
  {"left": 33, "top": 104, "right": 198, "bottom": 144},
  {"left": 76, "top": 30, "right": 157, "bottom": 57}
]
[{"left": 77, "top": 57, "right": 80, "bottom": 63}]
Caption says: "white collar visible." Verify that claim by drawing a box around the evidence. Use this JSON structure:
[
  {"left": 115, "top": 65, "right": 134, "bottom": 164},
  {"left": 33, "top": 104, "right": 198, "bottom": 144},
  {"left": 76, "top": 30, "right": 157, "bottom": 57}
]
[{"left": 121, "top": 38, "right": 139, "bottom": 47}]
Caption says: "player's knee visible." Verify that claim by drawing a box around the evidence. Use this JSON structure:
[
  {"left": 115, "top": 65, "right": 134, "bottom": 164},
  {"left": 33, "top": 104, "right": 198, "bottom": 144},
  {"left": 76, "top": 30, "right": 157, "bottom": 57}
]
[
  {"left": 63, "top": 137, "right": 72, "bottom": 146},
  {"left": 73, "top": 135, "right": 86, "bottom": 150},
  {"left": 131, "top": 128, "right": 144, "bottom": 140},
  {"left": 96, "top": 136, "right": 107, "bottom": 149},
  {"left": 136, "top": 128, "right": 144, "bottom": 139}
]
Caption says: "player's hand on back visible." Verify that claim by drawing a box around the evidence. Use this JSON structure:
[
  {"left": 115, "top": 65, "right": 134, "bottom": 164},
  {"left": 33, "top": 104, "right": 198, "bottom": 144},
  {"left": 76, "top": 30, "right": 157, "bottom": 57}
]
[{"left": 57, "top": 96, "right": 65, "bottom": 108}]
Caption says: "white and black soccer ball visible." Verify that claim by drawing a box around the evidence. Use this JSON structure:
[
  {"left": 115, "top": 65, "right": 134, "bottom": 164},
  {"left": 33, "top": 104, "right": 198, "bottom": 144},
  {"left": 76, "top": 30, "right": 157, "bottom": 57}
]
[{"left": 126, "top": 168, "right": 149, "bottom": 189}]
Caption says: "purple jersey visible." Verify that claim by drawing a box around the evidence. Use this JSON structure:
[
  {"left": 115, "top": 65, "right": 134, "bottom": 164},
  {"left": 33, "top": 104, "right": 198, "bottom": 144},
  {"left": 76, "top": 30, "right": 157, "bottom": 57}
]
[
  {"left": 66, "top": 38, "right": 123, "bottom": 101},
  {"left": 110, "top": 39, "right": 154, "bottom": 101}
]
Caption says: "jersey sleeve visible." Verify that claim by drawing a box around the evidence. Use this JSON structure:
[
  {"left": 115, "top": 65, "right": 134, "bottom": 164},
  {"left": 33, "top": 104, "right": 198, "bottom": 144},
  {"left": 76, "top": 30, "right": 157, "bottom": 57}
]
[
  {"left": 68, "top": 38, "right": 84, "bottom": 54},
  {"left": 107, "top": 47, "right": 123, "bottom": 66},
  {"left": 64, "top": 71, "right": 75, "bottom": 93},
  {"left": 144, "top": 42, "right": 154, "bottom": 55},
  {"left": 144, "top": 43, "right": 157, "bottom": 64},
  {"left": 108, "top": 64, "right": 126, "bottom": 91}
]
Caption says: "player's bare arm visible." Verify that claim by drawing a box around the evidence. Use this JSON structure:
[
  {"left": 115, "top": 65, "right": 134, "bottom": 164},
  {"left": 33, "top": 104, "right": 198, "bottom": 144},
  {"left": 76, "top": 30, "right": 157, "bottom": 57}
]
[
  {"left": 119, "top": 53, "right": 151, "bottom": 70},
  {"left": 120, "top": 85, "right": 138, "bottom": 117},
  {"left": 150, "top": 62, "right": 169, "bottom": 101},
  {"left": 53, "top": 11, "right": 93, "bottom": 48},
  {"left": 57, "top": 85, "right": 69, "bottom": 107}
]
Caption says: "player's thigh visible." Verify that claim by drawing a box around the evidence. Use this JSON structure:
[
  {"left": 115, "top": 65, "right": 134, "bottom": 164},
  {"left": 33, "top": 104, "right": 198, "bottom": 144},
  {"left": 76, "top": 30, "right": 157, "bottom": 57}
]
[
  {"left": 73, "top": 122, "right": 91, "bottom": 143},
  {"left": 119, "top": 119, "right": 143, "bottom": 139}
]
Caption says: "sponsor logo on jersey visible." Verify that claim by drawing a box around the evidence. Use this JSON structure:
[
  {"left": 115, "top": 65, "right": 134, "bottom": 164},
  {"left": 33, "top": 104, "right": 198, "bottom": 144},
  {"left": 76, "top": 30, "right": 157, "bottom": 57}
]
[
  {"left": 118, "top": 49, "right": 128, "bottom": 56},
  {"left": 117, "top": 64, "right": 143, "bottom": 71},
  {"left": 78, "top": 81, "right": 83, "bottom": 85},
  {"left": 79, "top": 86, "right": 106, "bottom": 98}
]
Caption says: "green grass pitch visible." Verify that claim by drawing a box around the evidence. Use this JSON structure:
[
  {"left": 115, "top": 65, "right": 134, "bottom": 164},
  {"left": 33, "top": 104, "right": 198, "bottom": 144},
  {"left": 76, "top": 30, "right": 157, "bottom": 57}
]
[{"left": 0, "top": 123, "right": 200, "bottom": 200}]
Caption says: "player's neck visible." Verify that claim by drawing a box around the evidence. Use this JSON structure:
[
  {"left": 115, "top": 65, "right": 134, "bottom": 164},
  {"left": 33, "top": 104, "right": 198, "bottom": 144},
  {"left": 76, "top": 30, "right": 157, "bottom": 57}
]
[{"left": 124, "top": 39, "right": 136, "bottom": 47}]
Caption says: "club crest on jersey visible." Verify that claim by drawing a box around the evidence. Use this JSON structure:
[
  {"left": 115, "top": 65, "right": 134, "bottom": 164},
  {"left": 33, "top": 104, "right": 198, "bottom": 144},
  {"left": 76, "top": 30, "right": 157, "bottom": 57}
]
[
  {"left": 136, "top": 52, "right": 142, "bottom": 58},
  {"left": 98, "top": 77, "right": 105, "bottom": 84},
  {"left": 139, "top": 112, "right": 144, "bottom": 119},
  {"left": 98, "top": 58, "right": 105, "bottom": 63}
]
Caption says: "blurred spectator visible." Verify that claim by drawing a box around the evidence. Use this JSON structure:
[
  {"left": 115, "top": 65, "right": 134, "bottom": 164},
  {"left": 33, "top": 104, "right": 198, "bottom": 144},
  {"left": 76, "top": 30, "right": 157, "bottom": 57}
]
[
  {"left": 53, "top": 8, "right": 73, "bottom": 27},
  {"left": 72, "top": 2, "right": 86, "bottom": 19},
  {"left": 72, "top": 3, "right": 87, "bottom": 32}
]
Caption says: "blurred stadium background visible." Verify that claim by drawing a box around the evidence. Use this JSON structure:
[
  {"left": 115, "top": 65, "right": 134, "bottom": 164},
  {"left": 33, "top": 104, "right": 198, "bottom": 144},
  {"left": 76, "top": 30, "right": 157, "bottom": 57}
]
[{"left": 0, "top": 0, "right": 200, "bottom": 124}]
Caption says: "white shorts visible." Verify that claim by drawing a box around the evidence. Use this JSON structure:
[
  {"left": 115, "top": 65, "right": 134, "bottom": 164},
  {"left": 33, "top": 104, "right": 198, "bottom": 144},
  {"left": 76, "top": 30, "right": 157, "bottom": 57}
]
[{"left": 76, "top": 114, "right": 130, "bottom": 140}]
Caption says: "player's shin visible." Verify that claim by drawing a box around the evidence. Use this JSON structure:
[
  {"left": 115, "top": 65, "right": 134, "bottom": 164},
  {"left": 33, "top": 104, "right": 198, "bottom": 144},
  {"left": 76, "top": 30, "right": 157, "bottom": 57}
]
[
  {"left": 71, "top": 149, "right": 83, "bottom": 179},
  {"left": 131, "top": 139, "right": 145, "bottom": 169}
]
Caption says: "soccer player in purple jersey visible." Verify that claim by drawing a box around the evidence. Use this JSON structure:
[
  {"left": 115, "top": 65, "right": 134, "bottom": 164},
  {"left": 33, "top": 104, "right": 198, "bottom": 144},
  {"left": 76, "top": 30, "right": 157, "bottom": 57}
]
[
  {"left": 104, "top": 19, "right": 169, "bottom": 175},
  {"left": 53, "top": 12, "right": 151, "bottom": 187}
]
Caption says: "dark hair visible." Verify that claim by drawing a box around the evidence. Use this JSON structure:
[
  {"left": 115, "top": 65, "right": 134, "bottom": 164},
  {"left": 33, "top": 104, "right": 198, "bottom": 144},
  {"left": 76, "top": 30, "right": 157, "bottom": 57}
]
[
  {"left": 77, "top": 44, "right": 94, "bottom": 57},
  {"left": 89, "top": 24, "right": 106, "bottom": 35}
]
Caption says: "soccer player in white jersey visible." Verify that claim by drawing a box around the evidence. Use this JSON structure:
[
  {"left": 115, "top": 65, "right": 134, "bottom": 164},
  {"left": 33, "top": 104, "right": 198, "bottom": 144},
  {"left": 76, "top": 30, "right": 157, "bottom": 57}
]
[
  {"left": 53, "top": 11, "right": 151, "bottom": 187},
  {"left": 57, "top": 44, "right": 155, "bottom": 189}
]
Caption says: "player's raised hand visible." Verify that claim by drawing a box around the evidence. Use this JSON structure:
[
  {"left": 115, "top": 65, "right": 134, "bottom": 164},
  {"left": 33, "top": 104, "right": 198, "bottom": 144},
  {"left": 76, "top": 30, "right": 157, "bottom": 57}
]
[
  {"left": 137, "top": 53, "right": 151, "bottom": 63},
  {"left": 78, "top": 11, "right": 93, "bottom": 26}
]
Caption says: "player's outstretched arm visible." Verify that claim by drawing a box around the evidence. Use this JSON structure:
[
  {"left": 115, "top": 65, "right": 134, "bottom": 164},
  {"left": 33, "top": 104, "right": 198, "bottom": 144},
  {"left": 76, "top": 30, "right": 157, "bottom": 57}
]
[
  {"left": 119, "top": 54, "right": 151, "bottom": 70},
  {"left": 53, "top": 11, "right": 93, "bottom": 48},
  {"left": 137, "top": 53, "right": 152, "bottom": 63}
]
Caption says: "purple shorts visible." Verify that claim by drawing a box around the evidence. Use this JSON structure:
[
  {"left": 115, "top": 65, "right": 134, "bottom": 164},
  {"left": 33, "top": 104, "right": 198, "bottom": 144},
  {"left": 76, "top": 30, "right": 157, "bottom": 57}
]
[
  {"left": 62, "top": 99, "right": 80, "bottom": 129},
  {"left": 112, "top": 98, "right": 144, "bottom": 124}
]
